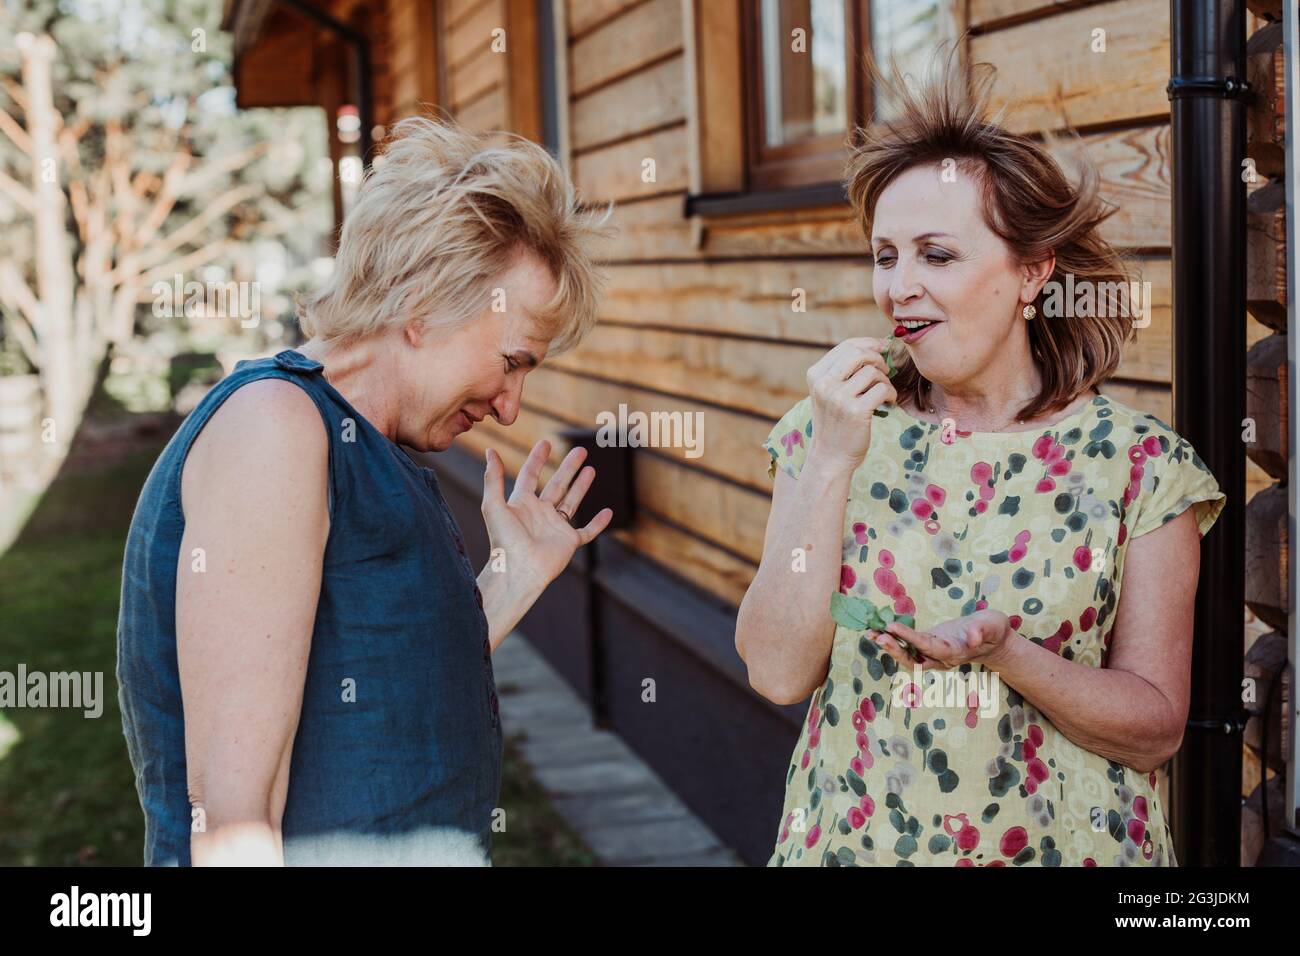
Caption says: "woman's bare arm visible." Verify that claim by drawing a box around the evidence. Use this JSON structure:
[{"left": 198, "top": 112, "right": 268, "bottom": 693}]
[
  {"left": 736, "top": 338, "right": 896, "bottom": 705},
  {"left": 735, "top": 460, "right": 854, "bottom": 704},
  {"left": 176, "top": 380, "right": 329, "bottom": 865},
  {"left": 987, "top": 508, "right": 1199, "bottom": 773}
]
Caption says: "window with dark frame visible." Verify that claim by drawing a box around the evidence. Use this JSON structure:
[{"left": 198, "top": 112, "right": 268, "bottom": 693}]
[
  {"left": 743, "top": 0, "right": 869, "bottom": 191},
  {"left": 741, "top": 0, "right": 950, "bottom": 193}
]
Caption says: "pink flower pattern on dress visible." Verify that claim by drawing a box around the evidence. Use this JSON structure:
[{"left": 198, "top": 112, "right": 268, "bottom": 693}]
[{"left": 762, "top": 394, "right": 1224, "bottom": 867}]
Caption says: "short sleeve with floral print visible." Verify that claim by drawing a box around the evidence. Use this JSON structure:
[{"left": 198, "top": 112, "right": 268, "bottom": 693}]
[{"left": 760, "top": 394, "right": 1225, "bottom": 867}]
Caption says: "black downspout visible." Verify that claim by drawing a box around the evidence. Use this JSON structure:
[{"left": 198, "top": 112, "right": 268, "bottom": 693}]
[
  {"left": 1167, "top": 0, "right": 1250, "bottom": 867},
  {"left": 276, "top": 0, "right": 374, "bottom": 168}
]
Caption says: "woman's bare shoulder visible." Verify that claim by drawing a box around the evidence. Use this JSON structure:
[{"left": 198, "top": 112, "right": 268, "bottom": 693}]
[
  {"left": 181, "top": 378, "right": 330, "bottom": 521},
  {"left": 197, "top": 379, "right": 326, "bottom": 452}
]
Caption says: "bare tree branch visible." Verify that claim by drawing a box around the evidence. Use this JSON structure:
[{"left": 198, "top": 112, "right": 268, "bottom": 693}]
[
  {"left": 57, "top": 115, "right": 91, "bottom": 164},
  {"left": 130, "top": 148, "right": 192, "bottom": 247},
  {"left": 0, "top": 166, "right": 36, "bottom": 213},
  {"left": 137, "top": 237, "right": 235, "bottom": 289},
  {"left": 0, "top": 259, "right": 43, "bottom": 339},
  {"left": 174, "top": 141, "right": 268, "bottom": 199},
  {"left": 0, "top": 75, "right": 29, "bottom": 114},
  {"left": 0, "top": 105, "right": 33, "bottom": 156},
  {"left": 115, "top": 182, "right": 260, "bottom": 283},
  {"left": 0, "top": 306, "right": 43, "bottom": 368}
]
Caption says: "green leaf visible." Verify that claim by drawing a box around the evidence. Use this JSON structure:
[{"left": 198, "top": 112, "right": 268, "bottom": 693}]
[
  {"left": 897, "top": 614, "right": 916, "bottom": 628},
  {"left": 879, "top": 606, "right": 895, "bottom": 624},
  {"left": 830, "top": 592, "right": 873, "bottom": 630}
]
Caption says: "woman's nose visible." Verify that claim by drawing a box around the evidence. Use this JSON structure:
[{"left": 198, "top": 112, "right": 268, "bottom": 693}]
[
  {"left": 891, "top": 254, "right": 925, "bottom": 304},
  {"left": 490, "top": 384, "right": 521, "bottom": 426}
]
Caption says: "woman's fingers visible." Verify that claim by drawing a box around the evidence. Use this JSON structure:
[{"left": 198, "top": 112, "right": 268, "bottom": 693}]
[
  {"left": 539, "top": 445, "right": 587, "bottom": 505},
  {"left": 556, "top": 464, "right": 596, "bottom": 519},
  {"left": 828, "top": 343, "right": 888, "bottom": 383},
  {"left": 810, "top": 337, "right": 878, "bottom": 377},
  {"left": 887, "top": 621, "right": 958, "bottom": 664},
  {"left": 841, "top": 364, "right": 888, "bottom": 399},
  {"left": 509, "top": 439, "right": 551, "bottom": 501},
  {"left": 869, "top": 628, "right": 921, "bottom": 666},
  {"left": 575, "top": 506, "right": 614, "bottom": 546},
  {"left": 856, "top": 379, "right": 898, "bottom": 413},
  {"left": 481, "top": 447, "right": 506, "bottom": 517},
  {"left": 809, "top": 339, "right": 887, "bottom": 390},
  {"left": 866, "top": 627, "right": 891, "bottom": 653}
]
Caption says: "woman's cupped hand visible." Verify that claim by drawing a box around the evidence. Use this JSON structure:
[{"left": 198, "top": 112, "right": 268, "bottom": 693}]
[
  {"left": 871, "top": 609, "right": 1015, "bottom": 670},
  {"left": 481, "top": 440, "right": 613, "bottom": 597}
]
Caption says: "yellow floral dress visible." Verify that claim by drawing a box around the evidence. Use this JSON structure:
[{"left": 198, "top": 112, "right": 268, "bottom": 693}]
[{"left": 762, "top": 393, "right": 1225, "bottom": 867}]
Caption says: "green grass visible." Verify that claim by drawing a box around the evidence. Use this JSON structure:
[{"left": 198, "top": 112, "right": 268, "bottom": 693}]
[
  {"left": 495, "top": 729, "right": 596, "bottom": 867},
  {"left": 0, "top": 442, "right": 159, "bottom": 865},
  {"left": 0, "top": 402, "right": 593, "bottom": 866}
]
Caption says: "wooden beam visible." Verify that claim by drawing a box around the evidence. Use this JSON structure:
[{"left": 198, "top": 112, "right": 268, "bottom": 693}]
[
  {"left": 1247, "top": 180, "right": 1288, "bottom": 329},
  {"left": 505, "top": 0, "right": 543, "bottom": 141},
  {"left": 1246, "top": 21, "right": 1286, "bottom": 179},
  {"left": 389, "top": 0, "right": 441, "bottom": 118},
  {"left": 1246, "top": 332, "right": 1287, "bottom": 479},
  {"left": 233, "top": 10, "right": 317, "bottom": 108},
  {"left": 1245, "top": 483, "right": 1288, "bottom": 629},
  {"left": 683, "top": 0, "right": 743, "bottom": 194}
]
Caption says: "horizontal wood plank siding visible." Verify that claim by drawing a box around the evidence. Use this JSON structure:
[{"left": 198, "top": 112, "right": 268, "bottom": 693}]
[
  {"left": 969, "top": 0, "right": 1170, "bottom": 132},
  {"left": 568, "top": 0, "right": 682, "bottom": 96}
]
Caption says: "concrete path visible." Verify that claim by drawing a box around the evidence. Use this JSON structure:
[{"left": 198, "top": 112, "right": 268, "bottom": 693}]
[{"left": 494, "top": 633, "right": 745, "bottom": 867}]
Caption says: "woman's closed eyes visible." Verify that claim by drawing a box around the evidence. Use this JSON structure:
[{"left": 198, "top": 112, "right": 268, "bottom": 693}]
[{"left": 873, "top": 247, "right": 956, "bottom": 267}]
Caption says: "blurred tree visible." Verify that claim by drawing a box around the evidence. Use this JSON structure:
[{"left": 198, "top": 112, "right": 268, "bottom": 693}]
[{"left": 0, "top": 0, "right": 331, "bottom": 446}]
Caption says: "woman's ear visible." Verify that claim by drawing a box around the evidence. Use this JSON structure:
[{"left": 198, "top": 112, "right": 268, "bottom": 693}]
[
  {"left": 403, "top": 319, "right": 424, "bottom": 349},
  {"left": 1022, "top": 253, "right": 1056, "bottom": 301}
]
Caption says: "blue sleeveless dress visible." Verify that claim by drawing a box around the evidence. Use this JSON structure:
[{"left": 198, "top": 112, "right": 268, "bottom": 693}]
[{"left": 116, "top": 348, "right": 502, "bottom": 865}]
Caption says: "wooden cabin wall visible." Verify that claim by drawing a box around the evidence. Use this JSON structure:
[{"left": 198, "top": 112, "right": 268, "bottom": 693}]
[
  {"left": 433, "top": 0, "right": 511, "bottom": 131},
  {"left": 400, "top": 0, "right": 1274, "bottom": 609},
  {"left": 388, "top": 0, "right": 439, "bottom": 120}
]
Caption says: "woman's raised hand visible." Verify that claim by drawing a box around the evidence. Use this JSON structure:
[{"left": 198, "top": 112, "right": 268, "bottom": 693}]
[
  {"left": 806, "top": 337, "right": 897, "bottom": 474},
  {"left": 870, "top": 609, "right": 1014, "bottom": 670},
  {"left": 481, "top": 441, "right": 613, "bottom": 596}
]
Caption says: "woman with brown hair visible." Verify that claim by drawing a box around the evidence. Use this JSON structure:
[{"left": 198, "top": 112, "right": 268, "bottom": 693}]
[{"left": 736, "top": 48, "right": 1224, "bottom": 867}]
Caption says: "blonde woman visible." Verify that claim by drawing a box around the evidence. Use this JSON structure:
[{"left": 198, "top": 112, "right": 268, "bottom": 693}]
[
  {"left": 117, "top": 119, "right": 611, "bottom": 866},
  {"left": 737, "top": 51, "right": 1225, "bottom": 867}
]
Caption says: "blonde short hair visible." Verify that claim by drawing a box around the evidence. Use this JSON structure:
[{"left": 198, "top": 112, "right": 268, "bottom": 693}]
[{"left": 297, "top": 117, "right": 609, "bottom": 355}]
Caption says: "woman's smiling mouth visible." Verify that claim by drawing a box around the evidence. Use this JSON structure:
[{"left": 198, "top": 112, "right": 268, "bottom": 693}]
[{"left": 894, "top": 317, "right": 942, "bottom": 344}]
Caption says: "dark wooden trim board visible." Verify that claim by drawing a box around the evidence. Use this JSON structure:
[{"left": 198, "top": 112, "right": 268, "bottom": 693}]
[
  {"left": 426, "top": 442, "right": 806, "bottom": 865},
  {"left": 685, "top": 181, "right": 848, "bottom": 218}
]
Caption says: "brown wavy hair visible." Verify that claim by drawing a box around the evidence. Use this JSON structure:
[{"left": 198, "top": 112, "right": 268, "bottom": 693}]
[{"left": 846, "top": 39, "right": 1139, "bottom": 422}]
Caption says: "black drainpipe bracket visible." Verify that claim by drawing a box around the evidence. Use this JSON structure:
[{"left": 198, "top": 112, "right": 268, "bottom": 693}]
[
  {"left": 1186, "top": 709, "right": 1252, "bottom": 735},
  {"left": 1167, "top": 74, "right": 1254, "bottom": 100}
]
